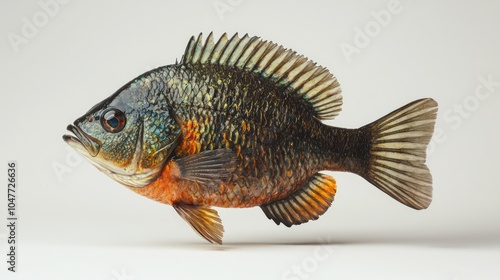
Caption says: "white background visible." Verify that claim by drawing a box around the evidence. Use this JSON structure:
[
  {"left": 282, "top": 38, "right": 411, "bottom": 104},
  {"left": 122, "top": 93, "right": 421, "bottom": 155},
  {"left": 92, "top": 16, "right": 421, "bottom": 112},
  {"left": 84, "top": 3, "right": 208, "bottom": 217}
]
[{"left": 1, "top": 0, "right": 499, "bottom": 279}]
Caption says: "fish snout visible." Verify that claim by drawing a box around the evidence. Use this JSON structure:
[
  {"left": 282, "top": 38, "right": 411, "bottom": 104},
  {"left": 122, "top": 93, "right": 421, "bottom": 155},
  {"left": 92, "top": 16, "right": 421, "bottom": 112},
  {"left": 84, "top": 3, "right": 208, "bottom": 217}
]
[{"left": 63, "top": 124, "right": 101, "bottom": 157}]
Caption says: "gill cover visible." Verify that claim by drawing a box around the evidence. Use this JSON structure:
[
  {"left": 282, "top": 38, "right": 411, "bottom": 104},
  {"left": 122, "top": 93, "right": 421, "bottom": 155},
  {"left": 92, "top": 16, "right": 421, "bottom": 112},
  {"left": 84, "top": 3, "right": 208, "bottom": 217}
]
[{"left": 65, "top": 79, "right": 182, "bottom": 188}]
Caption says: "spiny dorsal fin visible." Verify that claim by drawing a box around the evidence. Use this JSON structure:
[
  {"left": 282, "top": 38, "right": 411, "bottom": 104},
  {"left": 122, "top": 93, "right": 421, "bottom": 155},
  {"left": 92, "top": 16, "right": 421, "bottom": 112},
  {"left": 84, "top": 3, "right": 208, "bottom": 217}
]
[
  {"left": 180, "top": 32, "right": 343, "bottom": 120},
  {"left": 261, "top": 173, "right": 337, "bottom": 227}
]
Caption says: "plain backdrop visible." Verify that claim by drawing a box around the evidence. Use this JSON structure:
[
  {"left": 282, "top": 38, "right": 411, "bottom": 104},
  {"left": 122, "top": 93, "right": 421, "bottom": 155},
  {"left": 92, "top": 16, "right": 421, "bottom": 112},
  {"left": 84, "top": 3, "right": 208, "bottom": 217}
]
[{"left": 1, "top": 0, "right": 499, "bottom": 279}]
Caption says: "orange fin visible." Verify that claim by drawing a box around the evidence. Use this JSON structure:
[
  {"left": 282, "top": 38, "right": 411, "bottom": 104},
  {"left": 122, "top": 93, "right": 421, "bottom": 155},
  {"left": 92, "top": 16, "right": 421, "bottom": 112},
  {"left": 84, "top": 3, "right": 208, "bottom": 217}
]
[
  {"left": 175, "top": 149, "right": 237, "bottom": 185},
  {"left": 173, "top": 204, "right": 224, "bottom": 244},
  {"left": 261, "top": 173, "right": 337, "bottom": 227}
]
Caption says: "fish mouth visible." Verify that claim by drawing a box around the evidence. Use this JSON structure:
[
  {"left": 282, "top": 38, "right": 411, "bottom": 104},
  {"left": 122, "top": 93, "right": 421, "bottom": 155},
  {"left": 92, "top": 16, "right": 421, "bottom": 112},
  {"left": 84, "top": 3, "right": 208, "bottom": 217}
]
[
  {"left": 62, "top": 121, "right": 157, "bottom": 188},
  {"left": 63, "top": 124, "right": 101, "bottom": 157}
]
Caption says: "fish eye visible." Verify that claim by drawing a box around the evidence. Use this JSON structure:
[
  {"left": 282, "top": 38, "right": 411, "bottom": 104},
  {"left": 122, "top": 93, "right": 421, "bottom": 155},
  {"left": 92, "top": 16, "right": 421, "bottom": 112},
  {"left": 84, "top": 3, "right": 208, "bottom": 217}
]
[{"left": 101, "top": 108, "right": 126, "bottom": 133}]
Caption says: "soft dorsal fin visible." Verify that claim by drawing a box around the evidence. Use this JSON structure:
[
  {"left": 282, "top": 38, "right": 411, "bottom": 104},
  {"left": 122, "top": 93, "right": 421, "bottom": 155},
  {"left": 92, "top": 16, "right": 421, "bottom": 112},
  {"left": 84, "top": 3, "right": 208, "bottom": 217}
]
[{"left": 180, "top": 32, "right": 343, "bottom": 120}]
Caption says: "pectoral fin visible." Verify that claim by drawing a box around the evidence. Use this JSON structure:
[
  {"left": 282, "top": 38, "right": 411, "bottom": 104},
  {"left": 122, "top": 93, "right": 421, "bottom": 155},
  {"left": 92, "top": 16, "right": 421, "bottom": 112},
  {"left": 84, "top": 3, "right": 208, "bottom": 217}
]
[
  {"left": 175, "top": 149, "right": 237, "bottom": 185},
  {"left": 261, "top": 173, "right": 337, "bottom": 227},
  {"left": 173, "top": 203, "right": 224, "bottom": 244}
]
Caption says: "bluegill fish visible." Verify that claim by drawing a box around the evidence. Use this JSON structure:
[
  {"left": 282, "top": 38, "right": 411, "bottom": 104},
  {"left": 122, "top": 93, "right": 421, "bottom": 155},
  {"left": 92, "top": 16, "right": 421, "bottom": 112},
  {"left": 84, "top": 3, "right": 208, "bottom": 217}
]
[{"left": 63, "top": 33, "right": 438, "bottom": 244}]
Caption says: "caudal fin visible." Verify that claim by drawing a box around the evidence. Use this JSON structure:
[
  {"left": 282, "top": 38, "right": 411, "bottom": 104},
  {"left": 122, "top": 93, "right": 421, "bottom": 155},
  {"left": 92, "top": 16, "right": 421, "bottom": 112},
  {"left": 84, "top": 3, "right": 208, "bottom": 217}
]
[{"left": 363, "top": 98, "right": 438, "bottom": 210}]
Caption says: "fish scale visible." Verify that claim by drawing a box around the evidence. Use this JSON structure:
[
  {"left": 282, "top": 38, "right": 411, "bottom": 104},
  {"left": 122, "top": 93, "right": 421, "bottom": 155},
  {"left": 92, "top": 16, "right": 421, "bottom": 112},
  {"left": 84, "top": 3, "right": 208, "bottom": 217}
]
[{"left": 158, "top": 64, "right": 323, "bottom": 203}]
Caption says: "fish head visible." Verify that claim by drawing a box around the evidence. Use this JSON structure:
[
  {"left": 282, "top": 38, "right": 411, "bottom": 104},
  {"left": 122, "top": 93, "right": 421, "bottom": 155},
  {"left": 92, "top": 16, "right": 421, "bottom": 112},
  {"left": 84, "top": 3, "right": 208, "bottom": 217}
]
[{"left": 63, "top": 79, "right": 181, "bottom": 188}]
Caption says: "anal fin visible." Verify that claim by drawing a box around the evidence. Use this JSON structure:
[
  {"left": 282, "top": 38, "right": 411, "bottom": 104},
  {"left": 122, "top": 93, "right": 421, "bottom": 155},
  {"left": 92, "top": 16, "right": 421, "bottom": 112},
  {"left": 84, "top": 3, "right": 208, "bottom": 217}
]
[
  {"left": 261, "top": 173, "right": 337, "bottom": 227},
  {"left": 173, "top": 204, "right": 224, "bottom": 244}
]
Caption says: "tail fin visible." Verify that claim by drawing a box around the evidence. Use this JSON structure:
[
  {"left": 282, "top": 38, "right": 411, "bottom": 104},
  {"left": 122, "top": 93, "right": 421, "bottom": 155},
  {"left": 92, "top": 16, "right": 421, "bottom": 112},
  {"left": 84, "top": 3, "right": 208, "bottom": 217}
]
[{"left": 362, "top": 98, "right": 438, "bottom": 210}]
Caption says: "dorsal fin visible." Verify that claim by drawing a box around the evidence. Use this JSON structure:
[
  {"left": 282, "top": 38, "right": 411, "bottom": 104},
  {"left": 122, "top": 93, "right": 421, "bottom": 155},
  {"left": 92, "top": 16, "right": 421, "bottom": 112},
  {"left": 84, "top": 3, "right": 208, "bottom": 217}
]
[{"left": 180, "top": 32, "right": 343, "bottom": 120}]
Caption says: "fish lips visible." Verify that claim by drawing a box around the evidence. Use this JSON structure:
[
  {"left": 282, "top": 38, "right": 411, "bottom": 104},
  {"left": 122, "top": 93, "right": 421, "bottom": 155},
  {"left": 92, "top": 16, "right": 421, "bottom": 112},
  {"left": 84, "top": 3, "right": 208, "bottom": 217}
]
[{"left": 63, "top": 124, "right": 101, "bottom": 157}]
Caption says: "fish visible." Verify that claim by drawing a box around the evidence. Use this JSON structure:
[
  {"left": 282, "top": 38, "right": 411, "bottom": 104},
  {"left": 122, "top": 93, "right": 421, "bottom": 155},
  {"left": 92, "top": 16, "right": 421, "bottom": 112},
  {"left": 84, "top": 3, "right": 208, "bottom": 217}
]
[{"left": 63, "top": 32, "right": 438, "bottom": 244}]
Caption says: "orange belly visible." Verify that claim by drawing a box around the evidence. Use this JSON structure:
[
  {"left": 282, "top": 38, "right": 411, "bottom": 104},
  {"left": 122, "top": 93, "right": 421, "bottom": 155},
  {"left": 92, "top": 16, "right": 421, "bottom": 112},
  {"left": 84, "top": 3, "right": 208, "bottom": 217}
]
[
  {"left": 129, "top": 159, "right": 279, "bottom": 208},
  {"left": 129, "top": 116, "right": 307, "bottom": 208}
]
